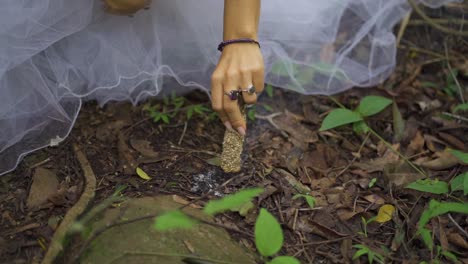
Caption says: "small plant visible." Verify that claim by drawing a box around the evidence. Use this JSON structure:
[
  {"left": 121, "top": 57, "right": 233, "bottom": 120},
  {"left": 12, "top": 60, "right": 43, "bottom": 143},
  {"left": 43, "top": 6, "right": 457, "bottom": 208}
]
[
  {"left": 352, "top": 244, "right": 385, "bottom": 264},
  {"left": 154, "top": 188, "right": 300, "bottom": 264},
  {"left": 143, "top": 91, "right": 212, "bottom": 124},
  {"left": 358, "top": 216, "right": 376, "bottom": 238},
  {"left": 319, "top": 95, "right": 392, "bottom": 133}
]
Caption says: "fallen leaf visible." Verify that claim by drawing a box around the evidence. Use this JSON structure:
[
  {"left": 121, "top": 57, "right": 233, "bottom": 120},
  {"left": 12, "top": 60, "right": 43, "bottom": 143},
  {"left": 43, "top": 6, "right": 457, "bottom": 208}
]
[
  {"left": 27, "top": 168, "right": 59, "bottom": 209},
  {"left": 363, "top": 194, "right": 386, "bottom": 205},
  {"left": 392, "top": 102, "right": 405, "bottom": 142},
  {"left": 130, "top": 139, "right": 159, "bottom": 158},
  {"left": 337, "top": 207, "right": 364, "bottom": 221},
  {"left": 447, "top": 232, "right": 468, "bottom": 249},
  {"left": 95, "top": 120, "right": 128, "bottom": 142},
  {"left": 419, "top": 150, "right": 461, "bottom": 170},
  {"left": 275, "top": 169, "right": 311, "bottom": 194},
  {"left": 136, "top": 167, "right": 151, "bottom": 180},
  {"left": 375, "top": 204, "right": 395, "bottom": 223},
  {"left": 383, "top": 161, "right": 424, "bottom": 188},
  {"left": 407, "top": 130, "right": 425, "bottom": 157},
  {"left": 118, "top": 132, "right": 139, "bottom": 174},
  {"left": 274, "top": 111, "right": 318, "bottom": 149},
  {"left": 438, "top": 132, "right": 465, "bottom": 150}
]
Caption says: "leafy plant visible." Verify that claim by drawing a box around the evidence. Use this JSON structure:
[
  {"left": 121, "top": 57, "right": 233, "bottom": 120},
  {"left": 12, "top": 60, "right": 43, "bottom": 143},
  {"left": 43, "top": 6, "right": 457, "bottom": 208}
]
[
  {"left": 265, "top": 84, "right": 274, "bottom": 98},
  {"left": 320, "top": 95, "right": 392, "bottom": 133},
  {"left": 405, "top": 179, "right": 449, "bottom": 194},
  {"left": 153, "top": 188, "right": 301, "bottom": 264},
  {"left": 358, "top": 216, "right": 376, "bottom": 238},
  {"left": 453, "top": 103, "right": 468, "bottom": 113},
  {"left": 417, "top": 200, "right": 468, "bottom": 250},
  {"left": 450, "top": 172, "right": 468, "bottom": 195},
  {"left": 352, "top": 244, "right": 385, "bottom": 264},
  {"left": 144, "top": 92, "right": 213, "bottom": 124}
]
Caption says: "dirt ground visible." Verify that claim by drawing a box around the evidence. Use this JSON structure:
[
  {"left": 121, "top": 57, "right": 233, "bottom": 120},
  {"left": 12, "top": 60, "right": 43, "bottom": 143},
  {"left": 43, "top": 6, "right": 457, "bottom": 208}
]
[{"left": 1, "top": 5, "right": 468, "bottom": 264}]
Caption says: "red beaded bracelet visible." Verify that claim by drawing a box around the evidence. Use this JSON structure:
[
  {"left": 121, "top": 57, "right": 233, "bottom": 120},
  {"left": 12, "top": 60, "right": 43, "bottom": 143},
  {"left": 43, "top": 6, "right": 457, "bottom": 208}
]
[{"left": 217, "top": 38, "right": 260, "bottom": 52}]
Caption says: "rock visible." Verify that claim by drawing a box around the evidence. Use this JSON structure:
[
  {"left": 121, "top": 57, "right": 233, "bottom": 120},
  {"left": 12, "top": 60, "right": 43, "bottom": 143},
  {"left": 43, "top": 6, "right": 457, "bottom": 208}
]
[
  {"left": 75, "top": 196, "right": 256, "bottom": 264},
  {"left": 27, "top": 168, "right": 58, "bottom": 209}
]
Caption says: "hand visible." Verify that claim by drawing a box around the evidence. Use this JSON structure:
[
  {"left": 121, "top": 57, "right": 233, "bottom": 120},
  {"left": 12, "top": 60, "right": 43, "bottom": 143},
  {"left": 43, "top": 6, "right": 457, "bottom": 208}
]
[
  {"left": 211, "top": 43, "right": 264, "bottom": 136},
  {"left": 102, "top": 0, "right": 150, "bottom": 16}
]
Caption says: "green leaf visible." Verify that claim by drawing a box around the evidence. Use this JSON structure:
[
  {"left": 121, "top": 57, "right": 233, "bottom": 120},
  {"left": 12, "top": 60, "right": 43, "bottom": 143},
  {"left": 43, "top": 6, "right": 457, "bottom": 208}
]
[
  {"left": 352, "top": 248, "right": 369, "bottom": 260},
  {"left": 421, "top": 81, "right": 438, "bottom": 88},
  {"left": 268, "top": 256, "right": 301, "bottom": 264},
  {"left": 271, "top": 61, "right": 298, "bottom": 77},
  {"left": 449, "top": 149, "right": 468, "bottom": 164},
  {"left": 405, "top": 179, "right": 449, "bottom": 194},
  {"left": 203, "top": 188, "right": 264, "bottom": 216},
  {"left": 187, "top": 106, "right": 194, "bottom": 120},
  {"left": 153, "top": 210, "right": 198, "bottom": 231},
  {"left": 292, "top": 194, "right": 315, "bottom": 208},
  {"left": 152, "top": 112, "right": 162, "bottom": 122},
  {"left": 161, "top": 114, "right": 170, "bottom": 124},
  {"left": 450, "top": 172, "right": 468, "bottom": 195},
  {"left": 355, "top": 96, "right": 392, "bottom": 117},
  {"left": 369, "top": 178, "right": 377, "bottom": 188},
  {"left": 441, "top": 250, "right": 460, "bottom": 263},
  {"left": 454, "top": 103, "right": 468, "bottom": 113},
  {"left": 319, "top": 109, "right": 363, "bottom": 131},
  {"left": 262, "top": 104, "right": 273, "bottom": 112},
  {"left": 418, "top": 200, "right": 468, "bottom": 249},
  {"left": 255, "top": 208, "right": 284, "bottom": 257},
  {"left": 265, "top": 84, "right": 274, "bottom": 98},
  {"left": 368, "top": 250, "right": 375, "bottom": 264},
  {"left": 352, "top": 120, "right": 369, "bottom": 134},
  {"left": 248, "top": 109, "right": 256, "bottom": 121}
]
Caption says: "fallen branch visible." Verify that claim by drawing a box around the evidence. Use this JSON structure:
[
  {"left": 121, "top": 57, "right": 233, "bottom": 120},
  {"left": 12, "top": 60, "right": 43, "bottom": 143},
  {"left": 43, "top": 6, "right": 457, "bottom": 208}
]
[{"left": 41, "top": 144, "right": 97, "bottom": 264}]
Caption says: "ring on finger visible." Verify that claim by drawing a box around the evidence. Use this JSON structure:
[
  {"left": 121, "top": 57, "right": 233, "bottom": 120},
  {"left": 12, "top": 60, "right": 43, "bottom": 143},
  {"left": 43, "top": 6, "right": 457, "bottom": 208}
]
[
  {"left": 240, "top": 84, "right": 256, "bottom": 95},
  {"left": 224, "top": 90, "right": 240, "bottom": 101}
]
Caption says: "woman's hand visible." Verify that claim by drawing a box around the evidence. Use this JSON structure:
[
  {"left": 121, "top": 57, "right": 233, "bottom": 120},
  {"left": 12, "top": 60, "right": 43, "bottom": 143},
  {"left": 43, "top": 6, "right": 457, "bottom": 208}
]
[
  {"left": 102, "top": 0, "right": 150, "bottom": 16},
  {"left": 211, "top": 43, "right": 264, "bottom": 136}
]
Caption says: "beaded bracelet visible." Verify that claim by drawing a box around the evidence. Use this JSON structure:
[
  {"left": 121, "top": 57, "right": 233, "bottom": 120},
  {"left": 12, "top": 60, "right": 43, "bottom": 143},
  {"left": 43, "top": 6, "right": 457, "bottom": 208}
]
[{"left": 217, "top": 38, "right": 260, "bottom": 52}]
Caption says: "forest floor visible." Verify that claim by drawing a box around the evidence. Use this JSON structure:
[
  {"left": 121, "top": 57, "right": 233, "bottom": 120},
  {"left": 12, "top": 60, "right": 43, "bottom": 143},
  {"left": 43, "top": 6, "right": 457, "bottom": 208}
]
[{"left": 1, "top": 5, "right": 468, "bottom": 264}]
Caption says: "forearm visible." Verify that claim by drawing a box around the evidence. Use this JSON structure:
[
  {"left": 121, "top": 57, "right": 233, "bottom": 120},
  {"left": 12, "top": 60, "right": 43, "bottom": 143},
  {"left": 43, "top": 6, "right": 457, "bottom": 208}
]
[{"left": 223, "top": 0, "right": 260, "bottom": 41}]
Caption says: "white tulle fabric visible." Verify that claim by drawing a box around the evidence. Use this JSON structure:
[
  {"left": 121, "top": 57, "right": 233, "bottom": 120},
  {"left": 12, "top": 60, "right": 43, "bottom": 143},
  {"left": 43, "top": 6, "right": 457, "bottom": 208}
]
[{"left": 0, "top": 0, "right": 457, "bottom": 175}]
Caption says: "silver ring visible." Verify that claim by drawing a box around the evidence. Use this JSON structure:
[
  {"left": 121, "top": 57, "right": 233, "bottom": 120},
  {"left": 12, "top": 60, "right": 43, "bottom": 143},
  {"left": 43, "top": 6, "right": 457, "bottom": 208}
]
[{"left": 240, "top": 85, "right": 256, "bottom": 95}]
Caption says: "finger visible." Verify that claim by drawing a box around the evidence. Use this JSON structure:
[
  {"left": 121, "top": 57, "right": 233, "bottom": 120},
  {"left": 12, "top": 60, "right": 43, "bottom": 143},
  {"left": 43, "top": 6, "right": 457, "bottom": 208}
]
[
  {"left": 253, "top": 66, "right": 265, "bottom": 94},
  {"left": 223, "top": 79, "right": 246, "bottom": 135},
  {"left": 240, "top": 71, "right": 257, "bottom": 104},
  {"left": 210, "top": 71, "right": 223, "bottom": 112}
]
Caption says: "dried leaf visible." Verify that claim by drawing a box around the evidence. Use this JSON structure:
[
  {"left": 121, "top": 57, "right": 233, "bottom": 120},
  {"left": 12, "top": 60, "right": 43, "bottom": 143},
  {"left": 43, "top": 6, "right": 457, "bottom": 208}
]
[
  {"left": 419, "top": 150, "right": 461, "bottom": 170},
  {"left": 375, "top": 204, "right": 395, "bottom": 223},
  {"left": 392, "top": 102, "right": 405, "bottom": 142},
  {"left": 407, "top": 130, "right": 425, "bottom": 157},
  {"left": 27, "top": 168, "right": 59, "bottom": 209},
  {"left": 130, "top": 139, "right": 159, "bottom": 158}
]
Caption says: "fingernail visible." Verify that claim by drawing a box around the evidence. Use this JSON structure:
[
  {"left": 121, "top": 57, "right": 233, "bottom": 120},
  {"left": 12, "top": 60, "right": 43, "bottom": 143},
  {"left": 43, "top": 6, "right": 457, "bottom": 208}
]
[
  {"left": 224, "top": 121, "right": 233, "bottom": 130},
  {"left": 237, "top": 127, "right": 246, "bottom": 136}
]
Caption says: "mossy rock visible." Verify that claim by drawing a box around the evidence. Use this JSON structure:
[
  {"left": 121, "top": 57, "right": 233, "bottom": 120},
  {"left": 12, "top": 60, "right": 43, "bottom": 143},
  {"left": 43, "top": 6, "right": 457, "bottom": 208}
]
[{"left": 77, "top": 196, "right": 256, "bottom": 264}]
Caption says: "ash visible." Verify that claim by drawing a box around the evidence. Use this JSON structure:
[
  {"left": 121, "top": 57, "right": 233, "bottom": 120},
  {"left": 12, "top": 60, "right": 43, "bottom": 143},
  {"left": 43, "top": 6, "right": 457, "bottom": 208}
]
[{"left": 191, "top": 169, "right": 222, "bottom": 196}]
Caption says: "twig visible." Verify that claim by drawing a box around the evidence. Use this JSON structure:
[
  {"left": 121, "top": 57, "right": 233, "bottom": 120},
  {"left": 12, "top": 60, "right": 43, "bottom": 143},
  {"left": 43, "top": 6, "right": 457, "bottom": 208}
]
[
  {"left": 397, "top": 11, "right": 412, "bottom": 47},
  {"left": 409, "top": 18, "right": 468, "bottom": 27},
  {"left": 109, "top": 251, "right": 238, "bottom": 264},
  {"left": 442, "top": 112, "right": 468, "bottom": 123},
  {"left": 408, "top": 0, "right": 468, "bottom": 37},
  {"left": 42, "top": 144, "right": 97, "bottom": 264},
  {"left": 444, "top": 40, "right": 465, "bottom": 104},
  {"left": 255, "top": 112, "right": 288, "bottom": 137},
  {"left": 448, "top": 213, "right": 468, "bottom": 239},
  {"left": 178, "top": 121, "right": 188, "bottom": 145}
]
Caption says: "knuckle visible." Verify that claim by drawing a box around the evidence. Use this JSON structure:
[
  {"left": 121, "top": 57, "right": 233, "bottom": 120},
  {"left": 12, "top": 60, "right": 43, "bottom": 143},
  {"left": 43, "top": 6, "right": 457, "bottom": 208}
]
[
  {"left": 226, "top": 69, "right": 239, "bottom": 79},
  {"left": 211, "top": 72, "right": 222, "bottom": 83}
]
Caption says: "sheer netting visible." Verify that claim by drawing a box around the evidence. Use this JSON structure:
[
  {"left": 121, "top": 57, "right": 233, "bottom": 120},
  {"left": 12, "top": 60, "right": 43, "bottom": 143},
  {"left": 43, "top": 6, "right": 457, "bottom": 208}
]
[{"left": 0, "top": 0, "right": 460, "bottom": 175}]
